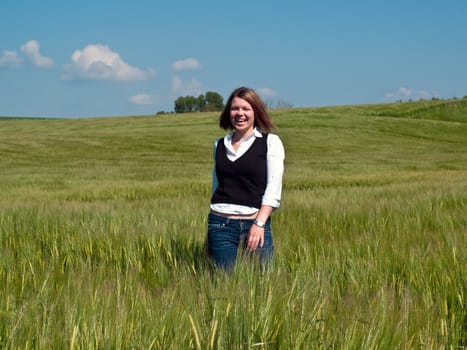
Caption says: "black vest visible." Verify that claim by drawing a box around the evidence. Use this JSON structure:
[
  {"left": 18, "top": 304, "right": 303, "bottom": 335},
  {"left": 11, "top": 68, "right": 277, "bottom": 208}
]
[{"left": 211, "top": 134, "right": 268, "bottom": 209}]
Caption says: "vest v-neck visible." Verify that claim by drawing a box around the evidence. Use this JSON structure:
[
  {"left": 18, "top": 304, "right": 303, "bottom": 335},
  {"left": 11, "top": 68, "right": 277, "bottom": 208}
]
[
  {"left": 226, "top": 138, "right": 259, "bottom": 163},
  {"left": 223, "top": 129, "right": 263, "bottom": 162}
]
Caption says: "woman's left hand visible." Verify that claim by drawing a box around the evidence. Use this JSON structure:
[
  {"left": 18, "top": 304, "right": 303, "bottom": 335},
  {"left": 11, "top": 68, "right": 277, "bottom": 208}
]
[{"left": 247, "top": 225, "right": 264, "bottom": 251}]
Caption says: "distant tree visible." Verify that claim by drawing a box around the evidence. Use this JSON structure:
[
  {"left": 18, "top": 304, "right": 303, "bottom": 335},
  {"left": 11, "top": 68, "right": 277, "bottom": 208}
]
[
  {"left": 174, "top": 95, "right": 199, "bottom": 113},
  {"left": 274, "top": 99, "right": 294, "bottom": 109},
  {"left": 156, "top": 110, "right": 172, "bottom": 115},
  {"left": 203, "top": 91, "right": 224, "bottom": 111},
  {"left": 263, "top": 98, "right": 293, "bottom": 110},
  {"left": 196, "top": 94, "right": 206, "bottom": 112}
]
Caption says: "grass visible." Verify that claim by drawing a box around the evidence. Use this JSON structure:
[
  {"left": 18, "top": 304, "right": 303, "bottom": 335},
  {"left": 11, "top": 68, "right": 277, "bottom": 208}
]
[{"left": 0, "top": 99, "right": 466, "bottom": 349}]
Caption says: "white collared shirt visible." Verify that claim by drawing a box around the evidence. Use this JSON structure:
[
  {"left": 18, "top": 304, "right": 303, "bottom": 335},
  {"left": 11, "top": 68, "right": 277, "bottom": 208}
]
[{"left": 210, "top": 128, "right": 285, "bottom": 215}]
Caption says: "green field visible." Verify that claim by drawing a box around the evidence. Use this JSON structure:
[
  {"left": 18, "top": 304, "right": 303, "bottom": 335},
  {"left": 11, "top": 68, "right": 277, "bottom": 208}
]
[{"left": 1, "top": 98, "right": 466, "bottom": 349}]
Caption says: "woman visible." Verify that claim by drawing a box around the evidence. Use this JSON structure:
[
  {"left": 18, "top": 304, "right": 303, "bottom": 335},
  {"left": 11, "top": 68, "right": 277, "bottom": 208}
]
[{"left": 207, "top": 87, "right": 285, "bottom": 271}]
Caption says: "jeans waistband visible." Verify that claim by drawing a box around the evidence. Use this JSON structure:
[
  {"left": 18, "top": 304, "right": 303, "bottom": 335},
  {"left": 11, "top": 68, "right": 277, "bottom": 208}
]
[
  {"left": 209, "top": 212, "right": 271, "bottom": 225},
  {"left": 209, "top": 212, "right": 254, "bottom": 222},
  {"left": 209, "top": 210, "right": 257, "bottom": 220}
]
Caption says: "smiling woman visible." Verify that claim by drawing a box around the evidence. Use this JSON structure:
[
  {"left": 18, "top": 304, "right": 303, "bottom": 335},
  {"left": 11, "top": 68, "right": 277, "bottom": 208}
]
[{"left": 206, "top": 87, "right": 285, "bottom": 271}]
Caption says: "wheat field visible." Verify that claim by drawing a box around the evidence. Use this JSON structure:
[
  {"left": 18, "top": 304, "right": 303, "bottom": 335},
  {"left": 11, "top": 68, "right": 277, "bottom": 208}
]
[{"left": 1, "top": 99, "right": 466, "bottom": 349}]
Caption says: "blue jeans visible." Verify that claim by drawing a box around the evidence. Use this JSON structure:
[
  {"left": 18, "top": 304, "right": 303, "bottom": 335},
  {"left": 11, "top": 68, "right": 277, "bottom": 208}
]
[{"left": 207, "top": 213, "right": 274, "bottom": 271}]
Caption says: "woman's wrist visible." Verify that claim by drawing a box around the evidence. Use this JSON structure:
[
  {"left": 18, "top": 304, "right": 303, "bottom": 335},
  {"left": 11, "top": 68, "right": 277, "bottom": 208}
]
[{"left": 253, "top": 219, "right": 266, "bottom": 228}]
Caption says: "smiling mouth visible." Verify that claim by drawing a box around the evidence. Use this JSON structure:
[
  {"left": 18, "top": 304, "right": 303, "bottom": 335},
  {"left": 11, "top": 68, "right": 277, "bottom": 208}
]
[{"left": 234, "top": 118, "right": 247, "bottom": 123}]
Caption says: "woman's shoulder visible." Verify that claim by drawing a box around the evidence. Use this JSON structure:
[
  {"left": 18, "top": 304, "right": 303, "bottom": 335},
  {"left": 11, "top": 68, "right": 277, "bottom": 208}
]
[
  {"left": 213, "top": 134, "right": 228, "bottom": 148},
  {"left": 266, "top": 133, "right": 283, "bottom": 144},
  {"left": 265, "top": 133, "right": 285, "bottom": 156}
]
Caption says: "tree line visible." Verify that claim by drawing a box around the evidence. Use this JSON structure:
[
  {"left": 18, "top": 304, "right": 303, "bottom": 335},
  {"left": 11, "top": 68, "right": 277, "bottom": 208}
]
[
  {"left": 174, "top": 91, "right": 224, "bottom": 113},
  {"left": 169, "top": 91, "right": 294, "bottom": 114}
]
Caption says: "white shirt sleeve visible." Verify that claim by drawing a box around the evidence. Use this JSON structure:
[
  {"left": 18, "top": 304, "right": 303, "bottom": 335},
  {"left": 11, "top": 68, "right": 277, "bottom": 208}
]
[{"left": 262, "top": 134, "right": 285, "bottom": 208}]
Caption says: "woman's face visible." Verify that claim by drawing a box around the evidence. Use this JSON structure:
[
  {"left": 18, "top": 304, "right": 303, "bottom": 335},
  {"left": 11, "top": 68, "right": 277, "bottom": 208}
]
[{"left": 230, "top": 97, "right": 255, "bottom": 134}]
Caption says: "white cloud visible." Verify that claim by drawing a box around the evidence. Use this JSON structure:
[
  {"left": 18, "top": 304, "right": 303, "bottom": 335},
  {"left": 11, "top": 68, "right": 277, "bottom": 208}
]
[
  {"left": 257, "top": 87, "right": 277, "bottom": 98},
  {"left": 171, "top": 76, "right": 202, "bottom": 96},
  {"left": 171, "top": 58, "right": 201, "bottom": 71},
  {"left": 0, "top": 50, "right": 22, "bottom": 66},
  {"left": 385, "top": 86, "right": 438, "bottom": 101},
  {"left": 62, "top": 44, "right": 155, "bottom": 82},
  {"left": 129, "top": 94, "right": 155, "bottom": 105},
  {"left": 20, "top": 40, "right": 54, "bottom": 68}
]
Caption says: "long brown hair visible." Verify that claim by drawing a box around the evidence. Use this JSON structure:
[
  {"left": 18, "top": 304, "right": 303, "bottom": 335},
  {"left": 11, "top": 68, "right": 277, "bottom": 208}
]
[{"left": 219, "top": 87, "right": 276, "bottom": 133}]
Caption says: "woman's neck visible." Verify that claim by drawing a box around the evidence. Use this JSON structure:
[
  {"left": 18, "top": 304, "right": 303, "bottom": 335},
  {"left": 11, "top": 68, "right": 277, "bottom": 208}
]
[{"left": 232, "top": 128, "right": 254, "bottom": 143}]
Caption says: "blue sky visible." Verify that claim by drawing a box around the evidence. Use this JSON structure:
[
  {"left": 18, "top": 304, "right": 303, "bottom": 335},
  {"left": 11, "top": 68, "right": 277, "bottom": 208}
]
[{"left": 1, "top": 0, "right": 466, "bottom": 118}]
